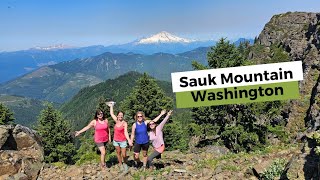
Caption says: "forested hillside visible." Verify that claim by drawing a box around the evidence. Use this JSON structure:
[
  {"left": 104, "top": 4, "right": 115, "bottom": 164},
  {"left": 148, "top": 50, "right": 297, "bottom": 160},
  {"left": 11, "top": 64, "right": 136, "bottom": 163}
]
[{"left": 60, "top": 71, "right": 173, "bottom": 130}]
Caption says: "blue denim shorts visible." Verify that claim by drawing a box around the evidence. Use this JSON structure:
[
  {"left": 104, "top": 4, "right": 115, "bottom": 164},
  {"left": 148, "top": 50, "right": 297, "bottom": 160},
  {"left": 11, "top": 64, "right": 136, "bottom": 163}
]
[{"left": 113, "top": 140, "right": 127, "bottom": 148}]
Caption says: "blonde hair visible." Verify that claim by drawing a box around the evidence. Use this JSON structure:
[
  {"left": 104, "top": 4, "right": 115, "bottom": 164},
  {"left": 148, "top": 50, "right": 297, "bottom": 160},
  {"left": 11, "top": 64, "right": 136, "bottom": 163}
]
[{"left": 134, "top": 111, "right": 145, "bottom": 121}]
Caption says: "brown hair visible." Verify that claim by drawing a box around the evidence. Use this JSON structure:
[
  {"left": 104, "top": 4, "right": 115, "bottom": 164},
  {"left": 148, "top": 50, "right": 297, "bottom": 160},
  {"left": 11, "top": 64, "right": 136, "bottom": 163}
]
[
  {"left": 94, "top": 109, "right": 105, "bottom": 120},
  {"left": 148, "top": 120, "right": 157, "bottom": 135},
  {"left": 117, "top": 111, "right": 124, "bottom": 116}
]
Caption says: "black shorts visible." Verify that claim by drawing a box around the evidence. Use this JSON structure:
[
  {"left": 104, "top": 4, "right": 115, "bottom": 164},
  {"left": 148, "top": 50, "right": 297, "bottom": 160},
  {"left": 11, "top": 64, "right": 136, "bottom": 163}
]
[{"left": 133, "top": 142, "right": 149, "bottom": 153}]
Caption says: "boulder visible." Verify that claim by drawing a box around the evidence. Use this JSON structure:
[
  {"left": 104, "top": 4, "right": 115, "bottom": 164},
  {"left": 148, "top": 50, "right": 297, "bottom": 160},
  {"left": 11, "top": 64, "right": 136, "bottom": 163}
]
[
  {"left": 0, "top": 124, "right": 44, "bottom": 180},
  {"left": 12, "top": 124, "right": 42, "bottom": 152},
  {"left": 0, "top": 125, "right": 12, "bottom": 149},
  {"left": 204, "top": 145, "right": 230, "bottom": 157},
  {"left": 252, "top": 159, "right": 273, "bottom": 177}
]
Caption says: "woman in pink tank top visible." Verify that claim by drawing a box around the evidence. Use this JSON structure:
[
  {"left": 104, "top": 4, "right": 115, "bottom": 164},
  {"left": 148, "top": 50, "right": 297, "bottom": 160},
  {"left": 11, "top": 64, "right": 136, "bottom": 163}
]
[
  {"left": 75, "top": 109, "right": 111, "bottom": 169},
  {"left": 107, "top": 102, "right": 132, "bottom": 173}
]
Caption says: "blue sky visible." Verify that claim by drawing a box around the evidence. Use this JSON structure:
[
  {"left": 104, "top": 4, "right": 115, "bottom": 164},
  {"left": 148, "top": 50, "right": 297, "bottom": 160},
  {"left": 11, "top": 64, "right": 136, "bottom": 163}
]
[{"left": 1, "top": 0, "right": 320, "bottom": 51}]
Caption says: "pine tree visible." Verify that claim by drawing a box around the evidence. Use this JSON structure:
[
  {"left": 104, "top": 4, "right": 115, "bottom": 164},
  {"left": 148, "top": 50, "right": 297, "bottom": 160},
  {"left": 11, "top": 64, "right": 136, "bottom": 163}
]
[
  {"left": 254, "top": 36, "right": 258, "bottom": 44},
  {"left": 238, "top": 40, "right": 251, "bottom": 59},
  {"left": 36, "top": 103, "right": 76, "bottom": 164},
  {"left": 191, "top": 38, "right": 268, "bottom": 152},
  {"left": 97, "top": 96, "right": 109, "bottom": 115},
  {"left": 120, "top": 73, "right": 173, "bottom": 120},
  {"left": 207, "top": 38, "right": 245, "bottom": 69},
  {"left": 0, "top": 103, "right": 15, "bottom": 125}
]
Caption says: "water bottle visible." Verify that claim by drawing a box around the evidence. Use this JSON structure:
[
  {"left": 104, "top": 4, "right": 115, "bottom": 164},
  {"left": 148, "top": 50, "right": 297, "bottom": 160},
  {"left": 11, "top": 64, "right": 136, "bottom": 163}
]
[{"left": 107, "top": 101, "right": 116, "bottom": 106}]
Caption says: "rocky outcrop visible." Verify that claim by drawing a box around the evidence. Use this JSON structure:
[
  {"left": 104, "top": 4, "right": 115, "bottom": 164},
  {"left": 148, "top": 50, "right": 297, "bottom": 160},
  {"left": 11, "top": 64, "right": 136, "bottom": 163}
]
[
  {"left": 257, "top": 12, "right": 320, "bottom": 62},
  {"left": 37, "top": 145, "right": 301, "bottom": 180},
  {"left": 250, "top": 12, "right": 320, "bottom": 133},
  {"left": 0, "top": 124, "right": 44, "bottom": 180}
]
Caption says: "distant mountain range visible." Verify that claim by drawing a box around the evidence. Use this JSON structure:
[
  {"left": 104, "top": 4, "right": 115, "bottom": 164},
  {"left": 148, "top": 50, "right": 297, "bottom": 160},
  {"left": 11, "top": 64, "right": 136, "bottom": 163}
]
[
  {"left": 0, "top": 45, "right": 110, "bottom": 83},
  {"left": 0, "top": 47, "right": 209, "bottom": 103},
  {"left": 0, "top": 31, "right": 253, "bottom": 84}
]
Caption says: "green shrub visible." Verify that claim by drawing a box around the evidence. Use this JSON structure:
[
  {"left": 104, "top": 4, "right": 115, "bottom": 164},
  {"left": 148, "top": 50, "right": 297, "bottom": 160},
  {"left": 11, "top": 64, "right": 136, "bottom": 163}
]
[
  {"left": 308, "top": 131, "right": 320, "bottom": 155},
  {"left": 75, "top": 152, "right": 101, "bottom": 165},
  {"left": 261, "top": 158, "right": 287, "bottom": 180},
  {"left": 267, "top": 125, "right": 289, "bottom": 143}
]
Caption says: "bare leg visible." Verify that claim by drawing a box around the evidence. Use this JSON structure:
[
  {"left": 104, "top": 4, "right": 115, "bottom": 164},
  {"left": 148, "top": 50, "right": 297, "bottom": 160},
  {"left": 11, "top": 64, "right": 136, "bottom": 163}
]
[
  {"left": 142, "top": 150, "right": 148, "bottom": 168},
  {"left": 121, "top": 147, "right": 128, "bottom": 172},
  {"left": 97, "top": 144, "right": 106, "bottom": 168},
  {"left": 115, "top": 146, "right": 122, "bottom": 165},
  {"left": 121, "top": 147, "right": 128, "bottom": 164}
]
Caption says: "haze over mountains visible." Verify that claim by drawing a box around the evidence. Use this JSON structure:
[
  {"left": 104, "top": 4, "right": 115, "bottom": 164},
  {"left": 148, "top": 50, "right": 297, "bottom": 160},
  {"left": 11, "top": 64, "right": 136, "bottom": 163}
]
[
  {"left": 0, "top": 45, "right": 109, "bottom": 83},
  {"left": 0, "top": 47, "right": 209, "bottom": 103},
  {"left": 0, "top": 31, "right": 253, "bottom": 84}
]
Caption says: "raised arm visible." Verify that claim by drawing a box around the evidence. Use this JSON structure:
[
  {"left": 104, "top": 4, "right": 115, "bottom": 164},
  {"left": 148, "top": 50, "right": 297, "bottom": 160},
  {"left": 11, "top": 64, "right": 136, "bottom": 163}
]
[
  {"left": 130, "top": 123, "right": 136, "bottom": 143},
  {"left": 107, "top": 102, "right": 117, "bottom": 121},
  {"left": 145, "top": 109, "right": 166, "bottom": 124},
  {"left": 75, "top": 120, "right": 95, "bottom": 136},
  {"left": 157, "top": 110, "right": 173, "bottom": 131},
  {"left": 124, "top": 122, "right": 132, "bottom": 146}
]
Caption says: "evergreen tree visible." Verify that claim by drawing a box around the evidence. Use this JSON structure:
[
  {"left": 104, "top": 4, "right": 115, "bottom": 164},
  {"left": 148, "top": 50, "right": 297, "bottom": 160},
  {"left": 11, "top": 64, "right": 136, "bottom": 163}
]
[
  {"left": 238, "top": 40, "right": 251, "bottom": 59},
  {"left": 97, "top": 96, "right": 109, "bottom": 115},
  {"left": 207, "top": 38, "right": 245, "bottom": 68},
  {"left": 191, "top": 38, "right": 268, "bottom": 152},
  {"left": 254, "top": 36, "right": 258, "bottom": 44},
  {"left": 120, "top": 73, "right": 173, "bottom": 120},
  {"left": 191, "top": 61, "right": 208, "bottom": 70},
  {"left": 36, "top": 103, "right": 76, "bottom": 164},
  {"left": 163, "top": 121, "right": 189, "bottom": 151},
  {"left": 0, "top": 103, "right": 15, "bottom": 125}
]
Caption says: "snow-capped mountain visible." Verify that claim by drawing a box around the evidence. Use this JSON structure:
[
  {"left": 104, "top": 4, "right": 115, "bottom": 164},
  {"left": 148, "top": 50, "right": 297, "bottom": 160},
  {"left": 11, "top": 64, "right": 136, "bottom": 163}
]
[
  {"left": 136, "top": 31, "right": 194, "bottom": 44},
  {"left": 0, "top": 31, "right": 253, "bottom": 83},
  {"left": 31, "top": 44, "right": 74, "bottom": 51},
  {"left": 105, "top": 31, "right": 216, "bottom": 54}
]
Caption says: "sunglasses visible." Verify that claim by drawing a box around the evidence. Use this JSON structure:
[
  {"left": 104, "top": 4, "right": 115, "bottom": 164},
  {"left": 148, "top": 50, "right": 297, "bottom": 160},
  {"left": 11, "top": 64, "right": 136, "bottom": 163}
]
[
  {"left": 149, "top": 123, "right": 155, "bottom": 125},
  {"left": 137, "top": 115, "right": 143, "bottom": 118},
  {"left": 98, "top": 112, "right": 103, "bottom": 115}
]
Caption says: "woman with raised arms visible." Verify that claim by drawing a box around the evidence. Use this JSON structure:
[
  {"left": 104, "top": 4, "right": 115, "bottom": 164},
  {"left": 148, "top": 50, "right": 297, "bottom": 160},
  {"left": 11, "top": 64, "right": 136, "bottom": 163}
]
[
  {"left": 107, "top": 102, "right": 132, "bottom": 173},
  {"left": 147, "top": 110, "right": 173, "bottom": 170}
]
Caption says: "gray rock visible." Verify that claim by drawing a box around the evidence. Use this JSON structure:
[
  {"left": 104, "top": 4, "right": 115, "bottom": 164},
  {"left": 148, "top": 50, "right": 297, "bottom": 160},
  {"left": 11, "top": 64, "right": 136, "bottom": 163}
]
[
  {"left": 214, "top": 166, "right": 222, "bottom": 175},
  {"left": 0, "top": 125, "right": 11, "bottom": 149},
  {"left": 204, "top": 145, "right": 230, "bottom": 156},
  {"left": 13, "top": 124, "right": 43, "bottom": 152},
  {"left": 249, "top": 12, "right": 320, "bottom": 132},
  {"left": 13, "top": 173, "right": 28, "bottom": 180},
  {"left": 0, "top": 174, "right": 15, "bottom": 180},
  {"left": 0, "top": 124, "right": 44, "bottom": 180}
]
